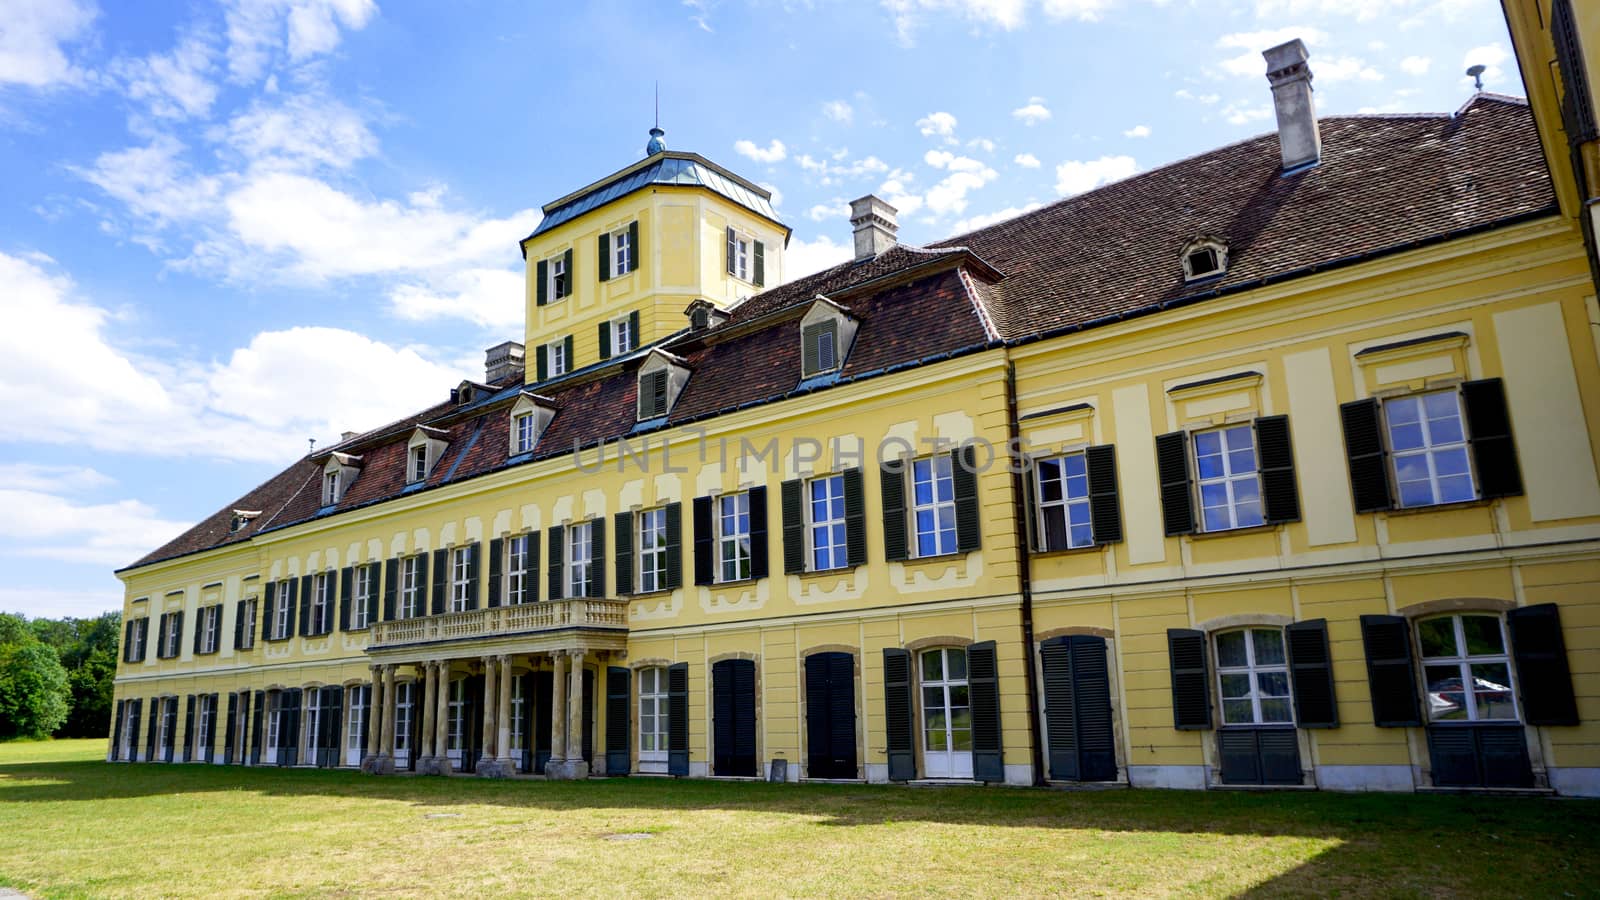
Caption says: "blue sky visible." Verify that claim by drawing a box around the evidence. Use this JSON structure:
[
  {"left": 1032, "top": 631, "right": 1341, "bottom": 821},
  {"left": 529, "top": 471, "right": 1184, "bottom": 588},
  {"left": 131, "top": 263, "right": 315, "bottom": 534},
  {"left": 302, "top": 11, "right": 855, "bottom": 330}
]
[{"left": 0, "top": 0, "right": 1522, "bottom": 618}]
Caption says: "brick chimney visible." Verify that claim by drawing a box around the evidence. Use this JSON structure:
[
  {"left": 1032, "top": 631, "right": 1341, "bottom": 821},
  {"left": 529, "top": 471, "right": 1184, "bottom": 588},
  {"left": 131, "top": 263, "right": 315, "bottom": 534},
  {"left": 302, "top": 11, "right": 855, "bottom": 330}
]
[
  {"left": 1263, "top": 39, "right": 1321, "bottom": 172},
  {"left": 485, "top": 341, "right": 525, "bottom": 382},
  {"left": 849, "top": 195, "right": 898, "bottom": 261}
]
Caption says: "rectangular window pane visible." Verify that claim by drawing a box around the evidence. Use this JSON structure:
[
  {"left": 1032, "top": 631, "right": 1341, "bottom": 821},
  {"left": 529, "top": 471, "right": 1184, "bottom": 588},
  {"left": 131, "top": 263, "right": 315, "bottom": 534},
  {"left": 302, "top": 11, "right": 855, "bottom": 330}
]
[{"left": 1425, "top": 663, "right": 1468, "bottom": 720}]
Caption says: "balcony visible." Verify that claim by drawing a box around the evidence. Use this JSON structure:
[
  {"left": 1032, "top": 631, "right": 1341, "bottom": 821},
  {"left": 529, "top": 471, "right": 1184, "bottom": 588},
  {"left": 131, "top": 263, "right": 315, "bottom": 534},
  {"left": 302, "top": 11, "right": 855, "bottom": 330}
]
[{"left": 366, "top": 598, "right": 628, "bottom": 659}]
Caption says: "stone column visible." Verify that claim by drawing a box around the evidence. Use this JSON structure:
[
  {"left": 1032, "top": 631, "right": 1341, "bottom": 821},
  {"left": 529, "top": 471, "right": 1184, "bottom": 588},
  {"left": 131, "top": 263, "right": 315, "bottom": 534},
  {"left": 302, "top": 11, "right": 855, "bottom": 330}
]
[
  {"left": 479, "top": 655, "right": 497, "bottom": 769},
  {"left": 496, "top": 654, "right": 514, "bottom": 766},
  {"left": 363, "top": 666, "right": 382, "bottom": 769},
  {"left": 564, "top": 650, "right": 588, "bottom": 778},
  {"left": 419, "top": 661, "right": 438, "bottom": 774},
  {"left": 376, "top": 664, "right": 396, "bottom": 774},
  {"left": 435, "top": 661, "right": 452, "bottom": 774},
  {"left": 549, "top": 652, "right": 568, "bottom": 771}
]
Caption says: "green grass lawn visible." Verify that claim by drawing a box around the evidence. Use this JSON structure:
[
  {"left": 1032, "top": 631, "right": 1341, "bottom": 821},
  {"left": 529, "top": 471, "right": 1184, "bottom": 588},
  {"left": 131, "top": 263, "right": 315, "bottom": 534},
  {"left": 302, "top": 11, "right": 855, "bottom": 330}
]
[{"left": 1, "top": 740, "right": 1597, "bottom": 898}]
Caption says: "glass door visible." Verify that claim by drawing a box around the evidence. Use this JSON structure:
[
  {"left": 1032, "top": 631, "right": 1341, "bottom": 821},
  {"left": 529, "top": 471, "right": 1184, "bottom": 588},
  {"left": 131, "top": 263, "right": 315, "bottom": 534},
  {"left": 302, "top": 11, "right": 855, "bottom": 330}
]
[{"left": 920, "top": 648, "right": 972, "bottom": 779}]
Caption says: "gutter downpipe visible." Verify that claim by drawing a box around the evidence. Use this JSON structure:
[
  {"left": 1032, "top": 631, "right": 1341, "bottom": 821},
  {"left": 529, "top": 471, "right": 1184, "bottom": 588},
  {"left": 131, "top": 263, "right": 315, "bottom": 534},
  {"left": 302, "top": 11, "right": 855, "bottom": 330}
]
[{"left": 1004, "top": 357, "right": 1046, "bottom": 786}]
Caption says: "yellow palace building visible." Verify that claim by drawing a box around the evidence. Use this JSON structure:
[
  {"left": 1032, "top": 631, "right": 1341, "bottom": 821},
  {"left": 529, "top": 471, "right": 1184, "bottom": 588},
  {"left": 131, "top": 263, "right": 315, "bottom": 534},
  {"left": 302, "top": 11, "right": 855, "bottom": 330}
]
[{"left": 111, "top": 25, "right": 1600, "bottom": 795}]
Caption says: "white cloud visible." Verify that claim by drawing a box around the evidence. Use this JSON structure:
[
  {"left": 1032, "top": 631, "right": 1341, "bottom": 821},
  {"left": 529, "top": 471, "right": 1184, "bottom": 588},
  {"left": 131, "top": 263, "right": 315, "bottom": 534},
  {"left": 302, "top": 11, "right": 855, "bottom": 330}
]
[
  {"left": 0, "top": 0, "right": 94, "bottom": 88},
  {"left": 1040, "top": 0, "right": 1116, "bottom": 21},
  {"left": 1400, "top": 55, "right": 1431, "bottom": 76},
  {"left": 112, "top": 31, "right": 220, "bottom": 120},
  {"left": 1123, "top": 124, "right": 1151, "bottom": 138},
  {"left": 917, "top": 111, "right": 959, "bottom": 143},
  {"left": 1013, "top": 152, "right": 1041, "bottom": 168},
  {"left": 0, "top": 464, "right": 114, "bottom": 494},
  {"left": 784, "top": 234, "right": 852, "bottom": 279},
  {"left": 0, "top": 489, "right": 191, "bottom": 567},
  {"left": 223, "top": 0, "right": 378, "bottom": 84},
  {"left": 1215, "top": 27, "right": 1328, "bottom": 78},
  {"left": 0, "top": 251, "right": 471, "bottom": 463},
  {"left": 1175, "top": 88, "right": 1221, "bottom": 105},
  {"left": 925, "top": 163, "right": 999, "bottom": 216},
  {"left": 1220, "top": 101, "right": 1272, "bottom": 125},
  {"left": 952, "top": 202, "right": 1043, "bottom": 233},
  {"left": 878, "top": 174, "right": 925, "bottom": 218},
  {"left": 925, "top": 149, "right": 990, "bottom": 172},
  {"left": 75, "top": 136, "right": 224, "bottom": 227},
  {"left": 796, "top": 152, "right": 888, "bottom": 179},
  {"left": 734, "top": 138, "right": 788, "bottom": 163},
  {"left": 807, "top": 202, "right": 850, "bottom": 222},
  {"left": 758, "top": 181, "right": 784, "bottom": 209},
  {"left": 1011, "top": 97, "right": 1051, "bottom": 126},
  {"left": 217, "top": 93, "right": 378, "bottom": 169},
  {"left": 387, "top": 268, "right": 525, "bottom": 330},
  {"left": 967, "top": 137, "right": 996, "bottom": 153},
  {"left": 883, "top": 0, "right": 1114, "bottom": 44},
  {"left": 1054, "top": 155, "right": 1137, "bottom": 196},
  {"left": 1461, "top": 42, "right": 1510, "bottom": 88},
  {"left": 822, "top": 100, "right": 854, "bottom": 123},
  {"left": 1316, "top": 55, "right": 1383, "bottom": 83}
]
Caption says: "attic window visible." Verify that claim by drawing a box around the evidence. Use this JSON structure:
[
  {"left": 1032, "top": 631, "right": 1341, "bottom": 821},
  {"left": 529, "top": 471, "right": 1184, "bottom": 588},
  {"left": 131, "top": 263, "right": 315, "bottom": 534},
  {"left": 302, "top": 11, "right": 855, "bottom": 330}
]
[
  {"left": 323, "top": 471, "right": 341, "bottom": 505},
  {"left": 411, "top": 446, "right": 429, "bottom": 483},
  {"left": 1181, "top": 239, "right": 1229, "bottom": 281},
  {"left": 458, "top": 386, "right": 473, "bottom": 405},
  {"left": 228, "top": 510, "right": 260, "bottom": 534},
  {"left": 639, "top": 369, "right": 669, "bottom": 419},
  {"left": 798, "top": 297, "right": 858, "bottom": 380},
  {"left": 508, "top": 392, "right": 556, "bottom": 457},
  {"left": 803, "top": 320, "right": 838, "bottom": 376}
]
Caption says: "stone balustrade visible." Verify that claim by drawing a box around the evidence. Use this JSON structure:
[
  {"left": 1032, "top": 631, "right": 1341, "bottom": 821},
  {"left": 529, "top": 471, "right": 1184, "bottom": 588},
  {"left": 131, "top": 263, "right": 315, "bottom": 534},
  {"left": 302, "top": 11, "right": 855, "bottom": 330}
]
[{"left": 369, "top": 598, "right": 628, "bottom": 649}]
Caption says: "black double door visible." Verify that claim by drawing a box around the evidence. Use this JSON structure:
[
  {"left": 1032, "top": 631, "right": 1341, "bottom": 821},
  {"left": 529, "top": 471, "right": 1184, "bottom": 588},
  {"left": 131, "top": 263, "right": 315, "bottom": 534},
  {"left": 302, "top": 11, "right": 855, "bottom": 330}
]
[
  {"left": 1040, "top": 635, "right": 1118, "bottom": 782},
  {"left": 712, "top": 658, "right": 758, "bottom": 777},
  {"left": 524, "top": 668, "right": 593, "bottom": 773},
  {"left": 805, "top": 652, "right": 857, "bottom": 779},
  {"left": 455, "top": 674, "right": 484, "bottom": 773}
]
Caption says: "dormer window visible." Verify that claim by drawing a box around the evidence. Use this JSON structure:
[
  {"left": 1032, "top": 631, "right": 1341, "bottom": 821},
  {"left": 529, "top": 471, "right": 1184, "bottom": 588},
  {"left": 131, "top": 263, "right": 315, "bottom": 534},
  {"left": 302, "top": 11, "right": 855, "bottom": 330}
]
[
  {"left": 406, "top": 428, "right": 448, "bottom": 484},
  {"left": 321, "top": 453, "right": 361, "bottom": 506},
  {"left": 639, "top": 370, "right": 669, "bottom": 419},
  {"left": 229, "top": 510, "right": 260, "bottom": 534},
  {"left": 799, "top": 297, "right": 859, "bottom": 379},
  {"left": 324, "top": 471, "right": 340, "bottom": 504},
  {"left": 513, "top": 412, "right": 535, "bottom": 454},
  {"left": 508, "top": 391, "right": 557, "bottom": 457},
  {"left": 1181, "top": 238, "right": 1229, "bottom": 281},
  {"left": 411, "top": 446, "right": 429, "bottom": 482},
  {"left": 636, "top": 349, "right": 690, "bottom": 422},
  {"left": 805, "top": 321, "right": 837, "bottom": 374}
]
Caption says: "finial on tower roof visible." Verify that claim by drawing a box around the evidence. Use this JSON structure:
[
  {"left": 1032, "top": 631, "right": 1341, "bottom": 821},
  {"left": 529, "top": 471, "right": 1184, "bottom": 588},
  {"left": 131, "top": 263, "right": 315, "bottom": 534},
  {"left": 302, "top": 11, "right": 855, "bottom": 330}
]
[{"left": 647, "top": 82, "right": 666, "bottom": 156}]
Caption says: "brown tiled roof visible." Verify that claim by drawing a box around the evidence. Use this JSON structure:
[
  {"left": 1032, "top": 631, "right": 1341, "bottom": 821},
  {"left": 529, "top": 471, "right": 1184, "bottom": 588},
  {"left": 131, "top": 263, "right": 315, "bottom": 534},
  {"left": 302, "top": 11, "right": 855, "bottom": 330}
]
[
  {"left": 123, "top": 96, "right": 1558, "bottom": 573},
  {"left": 935, "top": 95, "right": 1556, "bottom": 339}
]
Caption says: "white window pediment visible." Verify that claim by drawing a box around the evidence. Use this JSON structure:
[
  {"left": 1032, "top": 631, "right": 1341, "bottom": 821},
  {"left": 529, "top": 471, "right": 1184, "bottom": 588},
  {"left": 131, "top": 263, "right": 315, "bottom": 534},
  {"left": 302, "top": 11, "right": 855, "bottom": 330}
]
[
  {"left": 407, "top": 427, "right": 449, "bottom": 484},
  {"left": 637, "top": 349, "right": 691, "bottom": 422},
  {"left": 799, "top": 296, "right": 859, "bottom": 379},
  {"left": 321, "top": 453, "right": 362, "bottom": 505},
  {"left": 509, "top": 392, "right": 557, "bottom": 457},
  {"left": 1181, "top": 237, "right": 1229, "bottom": 282}
]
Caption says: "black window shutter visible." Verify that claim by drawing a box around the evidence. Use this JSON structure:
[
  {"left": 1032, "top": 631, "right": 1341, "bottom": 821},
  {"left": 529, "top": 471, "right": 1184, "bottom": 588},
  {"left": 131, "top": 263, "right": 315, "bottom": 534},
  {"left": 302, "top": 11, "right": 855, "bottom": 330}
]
[
  {"left": 183, "top": 694, "right": 196, "bottom": 762},
  {"left": 589, "top": 519, "right": 606, "bottom": 597},
  {"left": 968, "top": 641, "right": 1003, "bottom": 782},
  {"left": 536, "top": 259, "right": 548, "bottom": 306},
  {"left": 629, "top": 309, "right": 640, "bottom": 345},
  {"left": 1085, "top": 444, "right": 1123, "bottom": 545},
  {"left": 664, "top": 502, "right": 683, "bottom": 590},
  {"left": 1040, "top": 637, "right": 1079, "bottom": 780},
  {"left": 174, "top": 611, "right": 185, "bottom": 655},
  {"left": 597, "top": 232, "right": 610, "bottom": 283},
  {"left": 298, "top": 576, "right": 313, "bottom": 636},
  {"left": 880, "top": 461, "right": 908, "bottom": 561},
  {"left": 192, "top": 610, "right": 204, "bottom": 655},
  {"left": 112, "top": 700, "right": 126, "bottom": 761},
  {"left": 1070, "top": 636, "right": 1117, "bottom": 781},
  {"left": 748, "top": 486, "right": 769, "bottom": 580},
  {"left": 598, "top": 320, "right": 611, "bottom": 360},
  {"left": 801, "top": 323, "right": 822, "bottom": 375},
  {"left": 1156, "top": 431, "right": 1195, "bottom": 536},
  {"left": 1554, "top": 0, "right": 1599, "bottom": 141},
  {"left": 382, "top": 558, "right": 398, "bottom": 621},
  {"left": 753, "top": 241, "right": 765, "bottom": 287},
  {"left": 1461, "top": 378, "right": 1524, "bottom": 499},
  {"left": 466, "top": 542, "right": 481, "bottom": 609},
  {"left": 547, "top": 527, "right": 564, "bottom": 600},
  {"left": 562, "top": 248, "right": 573, "bottom": 293},
  {"left": 781, "top": 478, "right": 805, "bottom": 574},
  {"left": 1255, "top": 415, "right": 1301, "bottom": 524},
  {"left": 339, "top": 566, "right": 354, "bottom": 631},
  {"left": 692, "top": 496, "right": 714, "bottom": 586},
  {"left": 667, "top": 662, "right": 689, "bottom": 776},
  {"left": 1426, "top": 725, "right": 1481, "bottom": 786},
  {"left": 232, "top": 601, "right": 244, "bottom": 652},
  {"left": 1218, "top": 728, "right": 1262, "bottom": 785},
  {"left": 883, "top": 647, "right": 915, "bottom": 780},
  {"left": 1339, "top": 399, "right": 1393, "bottom": 512},
  {"left": 1508, "top": 603, "right": 1579, "bottom": 726},
  {"left": 953, "top": 446, "right": 982, "bottom": 552},
  {"left": 223, "top": 693, "right": 237, "bottom": 764},
  {"left": 488, "top": 537, "right": 503, "bottom": 608},
  {"left": 250, "top": 691, "right": 264, "bottom": 765},
  {"left": 563, "top": 335, "right": 574, "bottom": 370},
  {"left": 536, "top": 344, "right": 547, "bottom": 382},
  {"left": 841, "top": 468, "right": 867, "bottom": 566},
  {"left": 261, "top": 583, "right": 274, "bottom": 644},
  {"left": 164, "top": 698, "right": 177, "bottom": 759},
  {"left": 1286, "top": 619, "right": 1338, "bottom": 728},
  {"left": 628, "top": 221, "right": 640, "bottom": 273},
  {"left": 1167, "top": 628, "right": 1211, "bottom": 729},
  {"left": 525, "top": 533, "right": 540, "bottom": 602},
  {"left": 613, "top": 512, "right": 633, "bottom": 596},
  {"left": 415, "top": 552, "right": 429, "bottom": 616},
  {"left": 725, "top": 226, "right": 736, "bottom": 274},
  {"left": 430, "top": 549, "right": 447, "bottom": 615},
  {"left": 606, "top": 666, "right": 630, "bottom": 775},
  {"left": 123, "top": 619, "right": 134, "bottom": 663},
  {"left": 1358, "top": 615, "right": 1422, "bottom": 726}
]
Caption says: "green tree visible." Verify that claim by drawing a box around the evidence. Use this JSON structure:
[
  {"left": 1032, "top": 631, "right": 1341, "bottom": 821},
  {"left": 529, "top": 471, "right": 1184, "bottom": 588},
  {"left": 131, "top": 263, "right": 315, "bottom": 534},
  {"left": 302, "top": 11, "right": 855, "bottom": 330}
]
[
  {"left": 0, "top": 613, "right": 26, "bottom": 646},
  {"left": 0, "top": 640, "right": 71, "bottom": 739}
]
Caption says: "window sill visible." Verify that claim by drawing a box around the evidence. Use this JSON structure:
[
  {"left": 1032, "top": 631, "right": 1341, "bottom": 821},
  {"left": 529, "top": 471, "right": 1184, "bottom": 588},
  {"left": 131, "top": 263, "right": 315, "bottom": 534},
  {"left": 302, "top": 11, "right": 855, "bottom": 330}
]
[
  {"left": 708, "top": 576, "right": 761, "bottom": 588},
  {"left": 622, "top": 587, "right": 676, "bottom": 600},
  {"left": 797, "top": 564, "right": 858, "bottom": 580},
  {"left": 1378, "top": 498, "right": 1494, "bottom": 517},
  {"left": 1185, "top": 523, "right": 1279, "bottom": 540},
  {"left": 900, "top": 551, "right": 969, "bottom": 566},
  {"left": 1028, "top": 543, "right": 1107, "bottom": 559}
]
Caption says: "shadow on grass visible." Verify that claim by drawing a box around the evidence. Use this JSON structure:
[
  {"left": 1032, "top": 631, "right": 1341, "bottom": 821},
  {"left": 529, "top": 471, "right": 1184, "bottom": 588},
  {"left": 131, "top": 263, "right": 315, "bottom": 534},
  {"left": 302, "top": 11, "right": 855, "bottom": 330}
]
[{"left": 4, "top": 757, "right": 1599, "bottom": 895}]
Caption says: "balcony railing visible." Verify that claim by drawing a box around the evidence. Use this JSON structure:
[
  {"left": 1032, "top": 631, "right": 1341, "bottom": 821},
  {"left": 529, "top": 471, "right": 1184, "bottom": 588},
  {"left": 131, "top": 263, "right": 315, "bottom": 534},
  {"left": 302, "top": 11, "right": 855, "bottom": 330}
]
[{"left": 368, "top": 598, "right": 627, "bottom": 648}]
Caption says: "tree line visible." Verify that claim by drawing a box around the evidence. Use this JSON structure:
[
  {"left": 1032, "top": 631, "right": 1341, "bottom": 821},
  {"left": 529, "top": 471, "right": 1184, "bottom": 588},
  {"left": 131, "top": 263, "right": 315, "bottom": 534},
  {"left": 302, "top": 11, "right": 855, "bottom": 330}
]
[{"left": 0, "top": 611, "right": 119, "bottom": 740}]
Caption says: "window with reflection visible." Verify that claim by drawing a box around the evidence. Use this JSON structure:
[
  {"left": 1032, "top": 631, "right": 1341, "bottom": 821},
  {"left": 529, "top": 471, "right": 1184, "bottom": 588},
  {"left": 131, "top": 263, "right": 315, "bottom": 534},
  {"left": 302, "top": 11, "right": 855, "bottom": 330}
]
[
  {"left": 1214, "top": 627, "right": 1292, "bottom": 725},
  {"left": 1418, "top": 614, "right": 1516, "bottom": 722}
]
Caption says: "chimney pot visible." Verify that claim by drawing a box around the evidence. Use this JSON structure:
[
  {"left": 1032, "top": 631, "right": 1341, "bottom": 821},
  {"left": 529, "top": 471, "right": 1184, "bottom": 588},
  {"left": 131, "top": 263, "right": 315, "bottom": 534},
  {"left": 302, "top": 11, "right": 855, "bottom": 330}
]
[
  {"left": 849, "top": 195, "right": 898, "bottom": 261},
  {"left": 484, "top": 340, "right": 525, "bottom": 382},
  {"left": 1263, "top": 38, "right": 1321, "bottom": 172}
]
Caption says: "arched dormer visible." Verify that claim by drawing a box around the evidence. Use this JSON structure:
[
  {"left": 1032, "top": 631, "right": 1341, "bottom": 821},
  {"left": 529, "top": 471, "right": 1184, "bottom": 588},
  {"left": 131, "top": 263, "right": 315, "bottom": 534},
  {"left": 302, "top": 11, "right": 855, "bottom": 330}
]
[{"left": 1181, "top": 237, "right": 1229, "bottom": 282}]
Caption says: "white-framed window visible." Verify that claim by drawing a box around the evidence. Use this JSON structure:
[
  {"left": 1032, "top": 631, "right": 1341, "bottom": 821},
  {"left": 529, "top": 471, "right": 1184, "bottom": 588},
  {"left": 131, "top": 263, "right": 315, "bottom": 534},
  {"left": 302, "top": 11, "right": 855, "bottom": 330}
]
[
  {"left": 163, "top": 612, "right": 181, "bottom": 657},
  {"left": 717, "top": 493, "right": 752, "bottom": 583},
  {"left": 511, "top": 676, "right": 526, "bottom": 757},
  {"left": 347, "top": 686, "right": 367, "bottom": 752},
  {"left": 1418, "top": 613, "right": 1517, "bottom": 722},
  {"left": 911, "top": 456, "right": 957, "bottom": 558},
  {"left": 400, "top": 556, "right": 422, "bottom": 618},
  {"left": 513, "top": 412, "right": 536, "bottom": 455},
  {"left": 729, "top": 229, "right": 753, "bottom": 281},
  {"left": 351, "top": 567, "right": 373, "bottom": 629},
  {"left": 410, "top": 445, "right": 429, "bottom": 483},
  {"left": 303, "top": 689, "right": 323, "bottom": 764},
  {"left": 237, "top": 600, "right": 255, "bottom": 650},
  {"left": 273, "top": 582, "right": 293, "bottom": 639},
  {"left": 1035, "top": 453, "right": 1093, "bottom": 550},
  {"left": 506, "top": 535, "right": 530, "bottom": 605},
  {"left": 1214, "top": 627, "right": 1293, "bottom": 725},
  {"left": 637, "top": 508, "right": 668, "bottom": 593},
  {"left": 611, "top": 316, "right": 635, "bottom": 355},
  {"left": 547, "top": 338, "right": 569, "bottom": 377},
  {"left": 548, "top": 253, "right": 569, "bottom": 300},
  {"left": 808, "top": 474, "right": 848, "bottom": 571},
  {"left": 638, "top": 666, "right": 668, "bottom": 760},
  {"left": 802, "top": 320, "right": 839, "bottom": 376},
  {"left": 200, "top": 605, "right": 219, "bottom": 654},
  {"left": 265, "top": 697, "right": 282, "bottom": 759},
  {"left": 611, "top": 227, "right": 632, "bottom": 278},
  {"left": 120, "top": 701, "right": 137, "bottom": 758},
  {"left": 920, "top": 647, "right": 972, "bottom": 779},
  {"left": 394, "top": 683, "right": 413, "bottom": 754},
  {"left": 447, "top": 678, "right": 466, "bottom": 752},
  {"left": 450, "top": 546, "right": 472, "bottom": 613},
  {"left": 1195, "top": 424, "right": 1264, "bottom": 532},
  {"left": 1385, "top": 391, "right": 1475, "bottom": 508},
  {"left": 128, "top": 618, "right": 146, "bottom": 661},
  {"left": 195, "top": 694, "right": 213, "bottom": 760},
  {"left": 323, "top": 470, "right": 340, "bottom": 505},
  {"left": 566, "top": 521, "right": 593, "bottom": 598},
  {"left": 311, "top": 573, "right": 333, "bottom": 635},
  {"left": 156, "top": 697, "right": 173, "bottom": 761}
]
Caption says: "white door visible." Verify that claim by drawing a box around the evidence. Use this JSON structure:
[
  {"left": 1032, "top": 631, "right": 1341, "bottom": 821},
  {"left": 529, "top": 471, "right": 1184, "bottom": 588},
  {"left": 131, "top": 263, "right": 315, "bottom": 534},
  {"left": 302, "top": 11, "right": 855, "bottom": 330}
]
[
  {"left": 265, "top": 705, "right": 282, "bottom": 765},
  {"left": 345, "top": 686, "right": 367, "bottom": 767},
  {"left": 921, "top": 648, "right": 973, "bottom": 779},
  {"left": 394, "top": 683, "right": 413, "bottom": 768},
  {"left": 446, "top": 679, "right": 466, "bottom": 768}
]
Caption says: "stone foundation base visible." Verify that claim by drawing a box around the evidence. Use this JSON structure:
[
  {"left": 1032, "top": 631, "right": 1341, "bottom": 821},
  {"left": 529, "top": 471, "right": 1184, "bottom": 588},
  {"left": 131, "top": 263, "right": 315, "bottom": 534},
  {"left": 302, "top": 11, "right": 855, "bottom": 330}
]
[
  {"left": 477, "top": 758, "right": 516, "bottom": 779},
  {"left": 362, "top": 755, "right": 395, "bottom": 775},
  {"left": 544, "top": 758, "right": 590, "bottom": 780},
  {"left": 416, "top": 756, "right": 453, "bottom": 776}
]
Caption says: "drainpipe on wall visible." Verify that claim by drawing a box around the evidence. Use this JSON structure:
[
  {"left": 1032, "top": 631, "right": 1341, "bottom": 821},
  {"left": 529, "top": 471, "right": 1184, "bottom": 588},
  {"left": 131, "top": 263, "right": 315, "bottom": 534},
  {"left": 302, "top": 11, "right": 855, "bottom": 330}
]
[{"left": 1004, "top": 359, "right": 1046, "bottom": 786}]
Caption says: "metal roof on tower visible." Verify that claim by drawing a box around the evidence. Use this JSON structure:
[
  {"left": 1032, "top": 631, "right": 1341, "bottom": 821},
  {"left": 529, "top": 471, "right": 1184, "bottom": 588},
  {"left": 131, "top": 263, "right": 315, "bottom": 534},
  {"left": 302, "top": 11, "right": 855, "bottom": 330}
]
[{"left": 523, "top": 148, "right": 787, "bottom": 245}]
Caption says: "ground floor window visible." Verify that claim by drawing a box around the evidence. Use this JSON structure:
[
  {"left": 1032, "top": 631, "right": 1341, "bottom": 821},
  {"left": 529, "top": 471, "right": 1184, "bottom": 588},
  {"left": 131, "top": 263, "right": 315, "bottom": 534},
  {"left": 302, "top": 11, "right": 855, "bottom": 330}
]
[
  {"left": 448, "top": 679, "right": 467, "bottom": 755},
  {"left": 302, "top": 689, "right": 323, "bottom": 766},
  {"left": 346, "top": 685, "right": 368, "bottom": 766},
  {"left": 511, "top": 676, "right": 526, "bottom": 757},
  {"left": 156, "top": 698, "right": 174, "bottom": 762},
  {"left": 920, "top": 647, "right": 971, "bottom": 779},
  {"left": 120, "top": 702, "right": 138, "bottom": 759},
  {"left": 195, "top": 694, "right": 214, "bottom": 762},
  {"left": 394, "top": 683, "right": 413, "bottom": 765},
  {"left": 639, "top": 667, "right": 667, "bottom": 763}
]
